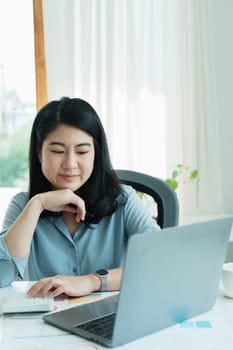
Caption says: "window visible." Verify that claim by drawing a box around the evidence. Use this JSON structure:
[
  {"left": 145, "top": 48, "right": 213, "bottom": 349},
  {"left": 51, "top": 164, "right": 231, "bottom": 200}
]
[{"left": 0, "top": 1, "right": 38, "bottom": 228}]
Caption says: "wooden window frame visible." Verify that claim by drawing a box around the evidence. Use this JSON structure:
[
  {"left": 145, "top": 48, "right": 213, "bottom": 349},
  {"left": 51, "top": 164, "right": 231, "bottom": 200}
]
[{"left": 33, "top": 0, "right": 48, "bottom": 110}]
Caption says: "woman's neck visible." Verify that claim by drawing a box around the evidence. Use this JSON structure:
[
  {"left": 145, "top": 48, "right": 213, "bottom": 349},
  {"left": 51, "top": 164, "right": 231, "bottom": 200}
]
[{"left": 62, "top": 212, "right": 81, "bottom": 236}]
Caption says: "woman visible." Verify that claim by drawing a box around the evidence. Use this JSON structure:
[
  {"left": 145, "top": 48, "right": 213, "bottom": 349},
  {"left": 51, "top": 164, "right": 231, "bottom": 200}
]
[{"left": 0, "top": 97, "right": 159, "bottom": 297}]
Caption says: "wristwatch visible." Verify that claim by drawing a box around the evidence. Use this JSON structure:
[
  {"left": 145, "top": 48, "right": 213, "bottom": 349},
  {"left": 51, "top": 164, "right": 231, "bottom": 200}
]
[{"left": 95, "top": 269, "right": 109, "bottom": 292}]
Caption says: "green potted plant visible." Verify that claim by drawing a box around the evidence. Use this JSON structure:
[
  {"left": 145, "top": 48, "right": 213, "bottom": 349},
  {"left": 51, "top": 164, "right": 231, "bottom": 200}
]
[
  {"left": 137, "top": 164, "right": 198, "bottom": 218},
  {"left": 165, "top": 164, "right": 198, "bottom": 191}
]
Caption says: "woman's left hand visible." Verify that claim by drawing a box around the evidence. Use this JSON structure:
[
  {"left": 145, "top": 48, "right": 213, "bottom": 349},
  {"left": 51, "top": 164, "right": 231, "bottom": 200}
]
[{"left": 27, "top": 274, "right": 100, "bottom": 298}]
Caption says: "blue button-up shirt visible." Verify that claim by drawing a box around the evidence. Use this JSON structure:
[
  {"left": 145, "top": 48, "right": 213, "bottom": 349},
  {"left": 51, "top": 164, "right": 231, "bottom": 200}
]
[{"left": 0, "top": 185, "right": 159, "bottom": 287}]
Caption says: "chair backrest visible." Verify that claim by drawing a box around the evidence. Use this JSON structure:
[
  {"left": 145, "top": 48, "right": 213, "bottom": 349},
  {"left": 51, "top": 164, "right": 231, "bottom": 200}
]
[{"left": 115, "top": 169, "right": 179, "bottom": 228}]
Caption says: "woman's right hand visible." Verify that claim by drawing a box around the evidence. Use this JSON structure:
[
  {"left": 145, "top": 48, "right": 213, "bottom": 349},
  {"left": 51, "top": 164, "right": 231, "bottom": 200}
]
[
  {"left": 2, "top": 188, "right": 86, "bottom": 284},
  {"left": 36, "top": 189, "right": 86, "bottom": 222},
  {"left": 4, "top": 189, "right": 86, "bottom": 258}
]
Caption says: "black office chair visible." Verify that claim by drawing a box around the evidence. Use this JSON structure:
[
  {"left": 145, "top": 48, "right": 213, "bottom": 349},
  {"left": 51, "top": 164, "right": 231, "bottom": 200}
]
[{"left": 115, "top": 169, "right": 179, "bottom": 228}]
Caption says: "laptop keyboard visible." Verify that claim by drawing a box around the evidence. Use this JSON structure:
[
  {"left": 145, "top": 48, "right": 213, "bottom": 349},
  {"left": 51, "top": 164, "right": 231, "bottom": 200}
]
[{"left": 76, "top": 313, "right": 116, "bottom": 339}]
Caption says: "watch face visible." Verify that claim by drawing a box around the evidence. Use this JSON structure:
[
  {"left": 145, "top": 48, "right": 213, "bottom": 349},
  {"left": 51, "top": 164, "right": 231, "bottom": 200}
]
[{"left": 96, "top": 269, "right": 108, "bottom": 276}]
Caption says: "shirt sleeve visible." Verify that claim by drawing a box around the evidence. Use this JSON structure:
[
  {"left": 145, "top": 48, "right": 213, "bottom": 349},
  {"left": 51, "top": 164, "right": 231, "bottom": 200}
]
[
  {"left": 122, "top": 185, "right": 161, "bottom": 237},
  {"left": 0, "top": 192, "right": 29, "bottom": 287}
]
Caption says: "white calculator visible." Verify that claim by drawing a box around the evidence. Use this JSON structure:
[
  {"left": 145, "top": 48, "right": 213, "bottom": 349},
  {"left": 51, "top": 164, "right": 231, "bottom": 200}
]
[{"left": 0, "top": 293, "right": 54, "bottom": 313}]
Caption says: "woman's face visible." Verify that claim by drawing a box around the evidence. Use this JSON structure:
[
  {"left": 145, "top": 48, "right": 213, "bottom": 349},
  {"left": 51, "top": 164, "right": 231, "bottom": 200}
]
[{"left": 39, "top": 124, "right": 95, "bottom": 191}]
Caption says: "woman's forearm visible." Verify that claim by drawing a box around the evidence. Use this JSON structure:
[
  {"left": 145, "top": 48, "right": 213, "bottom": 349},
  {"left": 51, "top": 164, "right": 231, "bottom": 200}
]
[
  {"left": 4, "top": 195, "right": 43, "bottom": 257},
  {"left": 27, "top": 268, "right": 124, "bottom": 298},
  {"left": 4, "top": 189, "right": 86, "bottom": 258},
  {"left": 104, "top": 268, "right": 123, "bottom": 291}
]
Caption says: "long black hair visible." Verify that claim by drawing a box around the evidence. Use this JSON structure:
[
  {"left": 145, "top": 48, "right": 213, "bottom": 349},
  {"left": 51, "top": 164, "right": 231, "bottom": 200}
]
[{"left": 29, "top": 97, "right": 124, "bottom": 224}]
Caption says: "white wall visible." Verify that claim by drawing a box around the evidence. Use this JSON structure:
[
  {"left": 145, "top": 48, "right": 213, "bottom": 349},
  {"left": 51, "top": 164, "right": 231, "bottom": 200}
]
[{"left": 212, "top": 0, "right": 233, "bottom": 213}]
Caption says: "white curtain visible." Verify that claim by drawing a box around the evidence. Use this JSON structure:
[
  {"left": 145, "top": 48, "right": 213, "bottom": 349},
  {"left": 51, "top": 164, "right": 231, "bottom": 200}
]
[
  {"left": 164, "top": 0, "right": 224, "bottom": 215},
  {"left": 43, "top": 0, "right": 229, "bottom": 216},
  {"left": 73, "top": 0, "right": 166, "bottom": 179}
]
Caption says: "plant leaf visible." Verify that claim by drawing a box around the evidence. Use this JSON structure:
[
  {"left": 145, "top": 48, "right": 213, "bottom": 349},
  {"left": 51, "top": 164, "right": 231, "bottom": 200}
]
[
  {"left": 172, "top": 170, "right": 179, "bottom": 178},
  {"left": 176, "top": 164, "right": 183, "bottom": 169},
  {"left": 165, "top": 178, "right": 178, "bottom": 191},
  {"left": 189, "top": 170, "right": 198, "bottom": 180}
]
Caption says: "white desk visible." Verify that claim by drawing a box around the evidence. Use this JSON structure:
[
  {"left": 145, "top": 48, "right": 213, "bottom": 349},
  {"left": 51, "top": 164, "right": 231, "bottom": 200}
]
[
  {"left": 1, "top": 282, "right": 233, "bottom": 350},
  {"left": 216, "top": 287, "right": 233, "bottom": 328}
]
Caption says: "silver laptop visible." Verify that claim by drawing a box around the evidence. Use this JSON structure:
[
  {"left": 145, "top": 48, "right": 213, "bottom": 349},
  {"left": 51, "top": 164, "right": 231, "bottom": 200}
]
[{"left": 43, "top": 218, "right": 232, "bottom": 347}]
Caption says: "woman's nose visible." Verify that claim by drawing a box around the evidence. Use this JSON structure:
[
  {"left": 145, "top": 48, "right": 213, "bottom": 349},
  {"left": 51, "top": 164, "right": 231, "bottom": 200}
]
[{"left": 62, "top": 153, "right": 78, "bottom": 169}]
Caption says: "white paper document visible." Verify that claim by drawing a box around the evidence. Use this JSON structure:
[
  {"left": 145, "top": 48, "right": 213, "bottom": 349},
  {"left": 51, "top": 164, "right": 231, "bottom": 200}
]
[{"left": 1, "top": 306, "right": 233, "bottom": 350}]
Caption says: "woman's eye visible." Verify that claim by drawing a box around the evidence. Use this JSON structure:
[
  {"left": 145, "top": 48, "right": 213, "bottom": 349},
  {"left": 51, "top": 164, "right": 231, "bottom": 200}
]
[
  {"left": 51, "top": 150, "right": 64, "bottom": 154},
  {"left": 77, "top": 151, "right": 88, "bottom": 155}
]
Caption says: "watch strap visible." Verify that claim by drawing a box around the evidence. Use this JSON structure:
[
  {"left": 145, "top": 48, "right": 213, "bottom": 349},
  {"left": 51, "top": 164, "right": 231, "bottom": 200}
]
[{"left": 95, "top": 269, "right": 108, "bottom": 292}]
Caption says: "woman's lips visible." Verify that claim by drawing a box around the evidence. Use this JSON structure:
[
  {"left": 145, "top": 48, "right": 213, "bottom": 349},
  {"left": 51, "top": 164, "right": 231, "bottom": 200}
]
[{"left": 59, "top": 174, "right": 79, "bottom": 182}]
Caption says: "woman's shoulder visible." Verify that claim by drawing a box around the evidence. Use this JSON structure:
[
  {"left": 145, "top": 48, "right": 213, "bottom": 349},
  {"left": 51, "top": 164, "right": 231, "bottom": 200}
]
[
  {"left": 1, "top": 191, "right": 29, "bottom": 230},
  {"left": 119, "top": 184, "right": 136, "bottom": 197},
  {"left": 10, "top": 191, "right": 29, "bottom": 208},
  {"left": 117, "top": 184, "right": 139, "bottom": 204},
  {"left": 120, "top": 184, "right": 133, "bottom": 193}
]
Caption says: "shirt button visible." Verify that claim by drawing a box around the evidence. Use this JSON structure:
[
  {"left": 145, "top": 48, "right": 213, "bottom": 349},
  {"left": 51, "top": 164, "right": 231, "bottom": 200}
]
[{"left": 72, "top": 268, "right": 78, "bottom": 274}]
